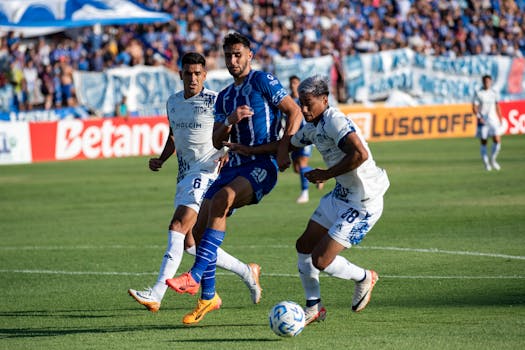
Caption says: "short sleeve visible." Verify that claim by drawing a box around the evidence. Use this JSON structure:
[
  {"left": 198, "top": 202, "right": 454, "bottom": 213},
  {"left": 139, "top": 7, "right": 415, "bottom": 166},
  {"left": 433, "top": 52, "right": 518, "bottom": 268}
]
[
  {"left": 253, "top": 72, "right": 288, "bottom": 107},
  {"left": 324, "top": 115, "right": 356, "bottom": 148}
]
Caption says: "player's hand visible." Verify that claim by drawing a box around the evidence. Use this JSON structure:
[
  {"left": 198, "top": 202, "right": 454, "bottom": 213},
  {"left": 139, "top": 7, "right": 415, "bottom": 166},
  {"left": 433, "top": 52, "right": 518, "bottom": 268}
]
[
  {"left": 276, "top": 138, "right": 291, "bottom": 171},
  {"left": 149, "top": 158, "right": 163, "bottom": 171},
  {"left": 477, "top": 114, "right": 486, "bottom": 124},
  {"left": 277, "top": 150, "right": 291, "bottom": 171},
  {"left": 229, "top": 105, "right": 254, "bottom": 124},
  {"left": 223, "top": 141, "right": 252, "bottom": 156},
  {"left": 216, "top": 152, "right": 229, "bottom": 173},
  {"left": 305, "top": 168, "right": 328, "bottom": 184}
]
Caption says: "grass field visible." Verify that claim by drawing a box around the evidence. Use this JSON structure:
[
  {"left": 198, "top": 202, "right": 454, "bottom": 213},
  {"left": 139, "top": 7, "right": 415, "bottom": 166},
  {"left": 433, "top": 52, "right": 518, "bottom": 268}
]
[{"left": 1, "top": 136, "right": 524, "bottom": 350}]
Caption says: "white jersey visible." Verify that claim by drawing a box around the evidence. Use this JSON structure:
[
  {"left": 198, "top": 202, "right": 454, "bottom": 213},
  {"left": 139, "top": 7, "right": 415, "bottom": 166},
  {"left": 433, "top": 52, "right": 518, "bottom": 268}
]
[
  {"left": 291, "top": 106, "right": 389, "bottom": 203},
  {"left": 472, "top": 88, "right": 499, "bottom": 122},
  {"left": 166, "top": 88, "right": 222, "bottom": 182}
]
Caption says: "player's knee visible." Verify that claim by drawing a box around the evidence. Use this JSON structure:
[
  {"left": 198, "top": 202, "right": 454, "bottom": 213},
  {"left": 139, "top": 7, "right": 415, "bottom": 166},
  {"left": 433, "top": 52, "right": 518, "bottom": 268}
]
[
  {"left": 311, "top": 254, "right": 330, "bottom": 271},
  {"left": 296, "top": 236, "right": 308, "bottom": 253},
  {"left": 210, "top": 191, "right": 233, "bottom": 217},
  {"left": 169, "top": 220, "right": 184, "bottom": 232},
  {"left": 296, "top": 231, "right": 318, "bottom": 254}
]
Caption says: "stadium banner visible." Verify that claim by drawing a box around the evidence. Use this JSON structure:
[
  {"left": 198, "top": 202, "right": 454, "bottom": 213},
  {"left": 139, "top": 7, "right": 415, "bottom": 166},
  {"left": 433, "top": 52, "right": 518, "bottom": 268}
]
[
  {"left": 73, "top": 66, "right": 182, "bottom": 118},
  {"left": 343, "top": 49, "right": 525, "bottom": 105},
  {"left": 29, "top": 116, "right": 169, "bottom": 162},
  {"left": 0, "top": 106, "right": 90, "bottom": 122},
  {"left": 0, "top": 122, "right": 32, "bottom": 165},
  {"left": 274, "top": 55, "right": 334, "bottom": 90},
  {"left": 341, "top": 104, "right": 477, "bottom": 141},
  {"left": 341, "top": 100, "right": 525, "bottom": 141},
  {"left": 499, "top": 100, "right": 525, "bottom": 135},
  {"left": 205, "top": 69, "right": 234, "bottom": 94}
]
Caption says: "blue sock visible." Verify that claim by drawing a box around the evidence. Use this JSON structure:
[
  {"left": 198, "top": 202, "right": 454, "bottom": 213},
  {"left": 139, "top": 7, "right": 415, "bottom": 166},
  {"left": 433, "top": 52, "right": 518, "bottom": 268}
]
[
  {"left": 299, "top": 166, "right": 312, "bottom": 191},
  {"left": 201, "top": 258, "right": 217, "bottom": 300},
  {"left": 190, "top": 228, "right": 225, "bottom": 283}
]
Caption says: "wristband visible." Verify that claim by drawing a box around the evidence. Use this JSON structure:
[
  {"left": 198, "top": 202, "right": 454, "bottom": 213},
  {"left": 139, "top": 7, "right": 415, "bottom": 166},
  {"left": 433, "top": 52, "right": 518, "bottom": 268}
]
[{"left": 224, "top": 117, "right": 232, "bottom": 127}]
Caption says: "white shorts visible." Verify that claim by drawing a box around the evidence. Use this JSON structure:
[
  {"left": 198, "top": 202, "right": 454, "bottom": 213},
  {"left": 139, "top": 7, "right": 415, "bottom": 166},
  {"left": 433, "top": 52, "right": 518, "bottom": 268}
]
[
  {"left": 174, "top": 171, "right": 218, "bottom": 212},
  {"left": 476, "top": 118, "right": 502, "bottom": 139},
  {"left": 310, "top": 191, "right": 384, "bottom": 248}
]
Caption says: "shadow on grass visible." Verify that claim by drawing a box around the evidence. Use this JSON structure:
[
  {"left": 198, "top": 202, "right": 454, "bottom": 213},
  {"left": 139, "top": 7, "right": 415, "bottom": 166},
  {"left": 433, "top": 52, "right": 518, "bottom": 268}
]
[
  {"left": 171, "top": 338, "right": 280, "bottom": 343},
  {"left": 0, "top": 322, "right": 269, "bottom": 339},
  {"left": 0, "top": 309, "right": 271, "bottom": 340}
]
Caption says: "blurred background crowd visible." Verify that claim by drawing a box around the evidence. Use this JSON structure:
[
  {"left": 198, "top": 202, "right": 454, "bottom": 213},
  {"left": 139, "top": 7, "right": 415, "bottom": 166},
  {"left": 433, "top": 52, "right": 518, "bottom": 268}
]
[{"left": 1, "top": 0, "right": 525, "bottom": 112}]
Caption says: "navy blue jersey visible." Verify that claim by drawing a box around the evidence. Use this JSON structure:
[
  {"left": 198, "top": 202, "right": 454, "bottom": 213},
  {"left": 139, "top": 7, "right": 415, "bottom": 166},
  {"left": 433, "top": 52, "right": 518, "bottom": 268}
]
[{"left": 215, "top": 70, "right": 288, "bottom": 167}]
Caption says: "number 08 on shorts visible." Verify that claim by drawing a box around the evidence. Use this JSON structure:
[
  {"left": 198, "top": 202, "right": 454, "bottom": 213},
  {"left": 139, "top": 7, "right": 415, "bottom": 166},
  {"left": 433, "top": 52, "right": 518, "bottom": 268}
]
[{"left": 311, "top": 189, "right": 384, "bottom": 248}]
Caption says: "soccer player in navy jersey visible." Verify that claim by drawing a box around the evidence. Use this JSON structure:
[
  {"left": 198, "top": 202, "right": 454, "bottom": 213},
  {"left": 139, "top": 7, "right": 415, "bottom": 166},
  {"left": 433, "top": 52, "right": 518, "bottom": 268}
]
[
  {"left": 127, "top": 53, "right": 262, "bottom": 314},
  {"left": 166, "top": 32, "right": 303, "bottom": 324}
]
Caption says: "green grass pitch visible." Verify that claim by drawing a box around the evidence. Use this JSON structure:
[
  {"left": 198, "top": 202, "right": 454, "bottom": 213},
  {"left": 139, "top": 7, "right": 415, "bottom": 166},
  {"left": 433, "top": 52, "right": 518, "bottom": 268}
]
[{"left": 1, "top": 136, "right": 524, "bottom": 349}]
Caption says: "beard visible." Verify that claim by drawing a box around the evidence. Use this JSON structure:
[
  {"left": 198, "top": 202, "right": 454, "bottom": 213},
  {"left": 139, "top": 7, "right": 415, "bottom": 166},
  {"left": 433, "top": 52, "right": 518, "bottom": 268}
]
[{"left": 228, "top": 61, "right": 249, "bottom": 79}]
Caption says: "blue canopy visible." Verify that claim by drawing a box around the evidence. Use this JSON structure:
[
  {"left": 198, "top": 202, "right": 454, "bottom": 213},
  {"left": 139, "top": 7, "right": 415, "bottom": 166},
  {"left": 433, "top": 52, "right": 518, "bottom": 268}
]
[{"left": 0, "top": 0, "right": 172, "bottom": 36}]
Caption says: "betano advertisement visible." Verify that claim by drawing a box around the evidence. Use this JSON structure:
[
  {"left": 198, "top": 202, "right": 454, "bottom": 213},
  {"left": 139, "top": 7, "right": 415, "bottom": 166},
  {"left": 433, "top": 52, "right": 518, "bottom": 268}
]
[{"left": 0, "top": 101, "right": 524, "bottom": 165}]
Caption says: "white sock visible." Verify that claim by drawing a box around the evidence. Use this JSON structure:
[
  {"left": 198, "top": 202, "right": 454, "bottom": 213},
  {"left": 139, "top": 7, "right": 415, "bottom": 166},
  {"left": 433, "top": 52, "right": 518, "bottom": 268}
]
[
  {"left": 185, "top": 245, "right": 196, "bottom": 255},
  {"left": 216, "top": 247, "right": 250, "bottom": 279},
  {"left": 323, "top": 255, "right": 366, "bottom": 282},
  {"left": 491, "top": 142, "right": 501, "bottom": 162},
  {"left": 151, "top": 230, "right": 185, "bottom": 300},
  {"left": 480, "top": 145, "right": 489, "bottom": 166},
  {"left": 297, "top": 253, "right": 321, "bottom": 301}
]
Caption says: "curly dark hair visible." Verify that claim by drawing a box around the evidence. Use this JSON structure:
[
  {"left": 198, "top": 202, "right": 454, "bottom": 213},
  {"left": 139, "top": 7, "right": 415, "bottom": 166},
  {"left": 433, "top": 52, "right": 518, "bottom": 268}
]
[{"left": 223, "top": 32, "right": 251, "bottom": 50}]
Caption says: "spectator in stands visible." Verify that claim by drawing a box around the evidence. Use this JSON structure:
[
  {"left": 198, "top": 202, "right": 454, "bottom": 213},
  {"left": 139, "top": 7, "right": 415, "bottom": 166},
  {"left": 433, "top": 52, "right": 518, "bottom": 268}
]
[
  {"left": 0, "top": 72, "right": 14, "bottom": 112},
  {"left": 59, "top": 56, "right": 76, "bottom": 107},
  {"left": 115, "top": 95, "right": 129, "bottom": 119},
  {"left": 2, "top": 0, "right": 525, "bottom": 115},
  {"left": 39, "top": 64, "right": 54, "bottom": 110}
]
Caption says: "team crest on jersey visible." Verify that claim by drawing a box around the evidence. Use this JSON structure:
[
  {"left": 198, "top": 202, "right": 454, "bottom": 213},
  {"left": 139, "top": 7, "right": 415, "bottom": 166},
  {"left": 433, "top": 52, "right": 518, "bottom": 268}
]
[
  {"left": 266, "top": 74, "right": 274, "bottom": 80},
  {"left": 202, "top": 93, "right": 215, "bottom": 108},
  {"left": 242, "top": 84, "right": 252, "bottom": 96}
]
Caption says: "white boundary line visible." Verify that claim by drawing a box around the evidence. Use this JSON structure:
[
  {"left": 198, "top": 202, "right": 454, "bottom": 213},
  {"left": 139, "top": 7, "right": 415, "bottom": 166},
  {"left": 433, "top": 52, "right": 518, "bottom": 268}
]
[
  {"left": 0, "top": 269, "right": 523, "bottom": 279},
  {"left": 355, "top": 245, "right": 525, "bottom": 260},
  {"left": 1, "top": 244, "right": 524, "bottom": 260}
]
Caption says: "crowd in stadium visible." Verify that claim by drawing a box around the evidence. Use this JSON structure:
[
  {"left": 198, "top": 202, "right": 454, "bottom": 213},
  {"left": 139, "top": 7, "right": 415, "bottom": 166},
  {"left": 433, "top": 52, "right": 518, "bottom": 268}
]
[{"left": 1, "top": 0, "right": 525, "bottom": 112}]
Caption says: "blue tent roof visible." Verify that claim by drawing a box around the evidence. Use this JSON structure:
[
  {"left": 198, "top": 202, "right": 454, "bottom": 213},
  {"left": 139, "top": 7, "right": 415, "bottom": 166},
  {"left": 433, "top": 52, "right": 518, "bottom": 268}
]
[{"left": 0, "top": 0, "right": 171, "bottom": 31}]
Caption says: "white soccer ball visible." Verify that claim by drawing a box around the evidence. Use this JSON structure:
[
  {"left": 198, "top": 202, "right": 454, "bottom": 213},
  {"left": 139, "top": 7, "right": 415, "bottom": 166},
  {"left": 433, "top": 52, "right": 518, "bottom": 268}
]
[{"left": 268, "top": 301, "right": 305, "bottom": 337}]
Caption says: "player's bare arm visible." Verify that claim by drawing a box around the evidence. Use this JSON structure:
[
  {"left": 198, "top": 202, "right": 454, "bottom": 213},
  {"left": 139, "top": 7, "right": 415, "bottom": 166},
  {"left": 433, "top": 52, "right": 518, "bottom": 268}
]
[
  {"left": 472, "top": 102, "right": 485, "bottom": 125},
  {"left": 496, "top": 102, "right": 503, "bottom": 123},
  {"left": 150, "top": 128, "right": 175, "bottom": 171},
  {"left": 212, "top": 105, "right": 254, "bottom": 149},
  {"left": 304, "top": 132, "right": 368, "bottom": 184},
  {"left": 223, "top": 140, "right": 279, "bottom": 156},
  {"left": 276, "top": 95, "right": 303, "bottom": 171}
]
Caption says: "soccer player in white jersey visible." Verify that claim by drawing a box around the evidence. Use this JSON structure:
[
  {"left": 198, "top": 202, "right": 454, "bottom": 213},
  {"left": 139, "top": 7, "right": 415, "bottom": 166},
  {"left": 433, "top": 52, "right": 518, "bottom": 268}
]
[
  {"left": 291, "top": 75, "right": 390, "bottom": 324},
  {"left": 472, "top": 75, "right": 504, "bottom": 171},
  {"left": 128, "top": 53, "right": 262, "bottom": 313}
]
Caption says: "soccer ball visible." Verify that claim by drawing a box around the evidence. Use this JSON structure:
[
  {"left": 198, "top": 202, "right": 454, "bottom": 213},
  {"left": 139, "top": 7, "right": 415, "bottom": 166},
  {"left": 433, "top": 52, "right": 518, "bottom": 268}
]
[{"left": 268, "top": 301, "right": 305, "bottom": 337}]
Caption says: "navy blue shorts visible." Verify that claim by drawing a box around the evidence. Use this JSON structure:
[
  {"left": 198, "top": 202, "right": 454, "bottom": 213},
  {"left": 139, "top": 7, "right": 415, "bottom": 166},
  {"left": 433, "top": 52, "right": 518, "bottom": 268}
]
[{"left": 204, "top": 158, "right": 278, "bottom": 204}]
